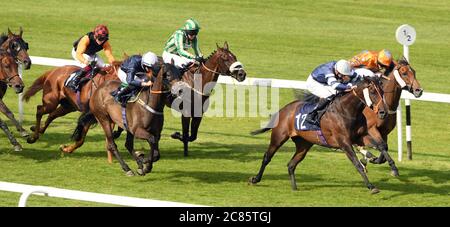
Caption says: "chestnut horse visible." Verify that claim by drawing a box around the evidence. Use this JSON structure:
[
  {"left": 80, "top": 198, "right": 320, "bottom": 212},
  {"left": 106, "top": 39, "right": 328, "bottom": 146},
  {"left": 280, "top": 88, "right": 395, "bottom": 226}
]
[
  {"left": 0, "top": 50, "right": 25, "bottom": 151},
  {"left": 70, "top": 62, "right": 183, "bottom": 175},
  {"left": 249, "top": 77, "right": 390, "bottom": 194},
  {"left": 0, "top": 28, "right": 31, "bottom": 138},
  {"left": 359, "top": 58, "right": 423, "bottom": 166},
  {"left": 22, "top": 62, "right": 119, "bottom": 145}
]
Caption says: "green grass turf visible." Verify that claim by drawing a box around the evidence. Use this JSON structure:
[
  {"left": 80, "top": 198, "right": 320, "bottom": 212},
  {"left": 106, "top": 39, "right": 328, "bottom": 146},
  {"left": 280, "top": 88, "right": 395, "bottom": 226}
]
[{"left": 0, "top": 0, "right": 449, "bottom": 206}]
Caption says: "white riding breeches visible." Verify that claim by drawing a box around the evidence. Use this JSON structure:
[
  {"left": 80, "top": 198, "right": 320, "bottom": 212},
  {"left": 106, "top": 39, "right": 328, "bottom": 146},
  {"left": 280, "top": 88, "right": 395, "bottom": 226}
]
[
  {"left": 162, "top": 51, "right": 194, "bottom": 69},
  {"left": 71, "top": 48, "right": 107, "bottom": 68},
  {"left": 117, "top": 68, "right": 127, "bottom": 84},
  {"left": 306, "top": 75, "right": 338, "bottom": 99}
]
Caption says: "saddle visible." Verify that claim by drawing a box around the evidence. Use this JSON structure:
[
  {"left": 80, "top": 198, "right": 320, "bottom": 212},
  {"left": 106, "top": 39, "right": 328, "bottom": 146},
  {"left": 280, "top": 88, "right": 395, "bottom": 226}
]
[{"left": 110, "top": 84, "right": 142, "bottom": 105}]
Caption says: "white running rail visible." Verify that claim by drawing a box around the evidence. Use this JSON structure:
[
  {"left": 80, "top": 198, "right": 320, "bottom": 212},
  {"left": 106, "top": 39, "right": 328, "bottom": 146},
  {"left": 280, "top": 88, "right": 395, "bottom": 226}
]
[{"left": 0, "top": 181, "right": 205, "bottom": 207}]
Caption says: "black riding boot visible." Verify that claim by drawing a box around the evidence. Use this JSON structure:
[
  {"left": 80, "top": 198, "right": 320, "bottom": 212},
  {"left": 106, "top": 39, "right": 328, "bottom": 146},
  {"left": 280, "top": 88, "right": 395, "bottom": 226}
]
[
  {"left": 114, "top": 86, "right": 134, "bottom": 107},
  {"left": 305, "top": 98, "right": 330, "bottom": 126},
  {"left": 67, "top": 65, "right": 92, "bottom": 91}
]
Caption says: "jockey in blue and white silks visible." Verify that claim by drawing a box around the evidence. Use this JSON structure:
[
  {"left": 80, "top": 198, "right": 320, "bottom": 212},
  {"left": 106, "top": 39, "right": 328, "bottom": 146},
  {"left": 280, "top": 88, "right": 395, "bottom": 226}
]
[{"left": 304, "top": 60, "right": 356, "bottom": 125}]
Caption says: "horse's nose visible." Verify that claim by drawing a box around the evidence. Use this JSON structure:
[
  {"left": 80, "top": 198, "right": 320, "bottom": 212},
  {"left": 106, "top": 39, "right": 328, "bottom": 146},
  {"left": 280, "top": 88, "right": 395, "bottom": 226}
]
[
  {"left": 414, "top": 88, "right": 423, "bottom": 98},
  {"left": 15, "top": 84, "right": 24, "bottom": 94},
  {"left": 237, "top": 70, "right": 246, "bottom": 82},
  {"left": 378, "top": 110, "right": 386, "bottom": 119},
  {"left": 23, "top": 59, "right": 31, "bottom": 69}
]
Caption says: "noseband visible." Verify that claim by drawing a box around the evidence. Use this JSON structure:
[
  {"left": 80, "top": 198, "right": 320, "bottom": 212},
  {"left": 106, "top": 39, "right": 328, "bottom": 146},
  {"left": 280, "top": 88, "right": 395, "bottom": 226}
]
[{"left": 352, "top": 81, "right": 384, "bottom": 113}]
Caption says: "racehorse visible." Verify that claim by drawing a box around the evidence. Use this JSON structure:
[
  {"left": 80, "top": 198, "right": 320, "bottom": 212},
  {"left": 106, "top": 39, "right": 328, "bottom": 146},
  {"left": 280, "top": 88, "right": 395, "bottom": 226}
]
[
  {"left": 70, "top": 62, "right": 183, "bottom": 175},
  {"left": 163, "top": 42, "right": 246, "bottom": 156},
  {"left": 112, "top": 42, "right": 246, "bottom": 157},
  {"left": 358, "top": 58, "right": 423, "bottom": 166},
  {"left": 249, "top": 77, "right": 390, "bottom": 194},
  {"left": 0, "top": 28, "right": 31, "bottom": 138},
  {"left": 22, "top": 61, "right": 119, "bottom": 145},
  {"left": 0, "top": 50, "right": 25, "bottom": 151}
]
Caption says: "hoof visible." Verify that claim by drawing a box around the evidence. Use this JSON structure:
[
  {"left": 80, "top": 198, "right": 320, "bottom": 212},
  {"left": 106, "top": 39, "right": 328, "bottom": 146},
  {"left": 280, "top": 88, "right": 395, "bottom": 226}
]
[
  {"left": 125, "top": 170, "right": 135, "bottom": 176},
  {"left": 59, "top": 145, "right": 72, "bottom": 153},
  {"left": 171, "top": 132, "right": 182, "bottom": 140},
  {"left": 248, "top": 177, "right": 258, "bottom": 185},
  {"left": 136, "top": 168, "right": 145, "bottom": 176},
  {"left": 391, "top": 170, "right": 400, "bottom": 177},
  {"left": 20, "top": 131, "right": 30, "bottom": 138},
  {"left": 370, "top": 187, "right": 380, "bottom": 194},
  {"left": 26, "top": 137, "right": 36, "bottom": 144},
  {"left": 13, "top": 145, "right": 22, "bottom": 152}
]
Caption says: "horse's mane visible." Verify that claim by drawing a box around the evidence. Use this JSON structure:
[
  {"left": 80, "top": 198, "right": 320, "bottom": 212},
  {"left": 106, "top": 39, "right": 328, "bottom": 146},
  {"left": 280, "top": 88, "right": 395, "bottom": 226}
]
[
  {"left": 0, "top": 33, "right": 8, "bottom": 45},
  {"left": 205, "top": 50, "right": 218, "bottom": 60}
]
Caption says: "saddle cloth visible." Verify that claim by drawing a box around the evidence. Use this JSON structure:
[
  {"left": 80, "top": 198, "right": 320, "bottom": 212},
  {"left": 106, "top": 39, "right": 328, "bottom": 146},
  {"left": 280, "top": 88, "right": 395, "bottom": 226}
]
[{"left": 294, "top": 102, "right": 321, "bottom": 131}]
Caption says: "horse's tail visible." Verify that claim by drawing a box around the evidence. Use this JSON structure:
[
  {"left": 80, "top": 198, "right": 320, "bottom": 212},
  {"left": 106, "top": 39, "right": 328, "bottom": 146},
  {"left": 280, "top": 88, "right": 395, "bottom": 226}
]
[
  {"left": 250, "top": 112, "right": 279, "bottom": 135},
  {"left": 22, "top": 73, "right": 47, "bottom": 102},
  {"left": 71, "top": 112, "right": 97, "bottom": 141},
  {"left": 250, "top": 127, "right": 272, "bottom": 136}
]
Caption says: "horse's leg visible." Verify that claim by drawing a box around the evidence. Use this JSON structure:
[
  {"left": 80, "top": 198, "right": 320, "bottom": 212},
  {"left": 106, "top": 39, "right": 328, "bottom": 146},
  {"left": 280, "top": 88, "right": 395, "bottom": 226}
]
[
  {"left": 27, "top": 104, "right": 47, "bottom": 143},
  {"left": 144, "top": 136, "right": 157, "bottom": 174},
  {"left": 124, "top": 131, "right": 145, "bottom": 176},
  {"left": 60, "top": 120, "right": 92, "bottom": 154},
  {"left": 375, "top": 134, "right": 399, "bottom": 177},
  {"left": 181, "top": 116, "right": 191, "bottom": 156},
  {"left": 249, "top": 127, "right": 289, "bottom": 185},
  {"left": 170, "top": 115, "right": 191, "bottom": 156},
  {"left": 287, "top": 137, "right": 313, "bottom": 190},
  {"left": 149, "top": 134, "right": 161, "bottom": 162},
  {"left": 0, "top": 118, "right": 22, "bottom": 151},
  {"left": 113, "top": 127, "right": 124, "bottom": 139},
  {"left": 341, "top": 143, "right": 379, "bottom": 194},
  {"left": 39, "top": 105, "right": 75, "bottom": 134},
  {"left": 0, "top": 99, "right": 28, "bottom": 137},
  {"left": 188, "top": 117, "right": 202, "bottom": 142},
  {"left": 99, "top": 120, "right": 133, "bottom": 176}
]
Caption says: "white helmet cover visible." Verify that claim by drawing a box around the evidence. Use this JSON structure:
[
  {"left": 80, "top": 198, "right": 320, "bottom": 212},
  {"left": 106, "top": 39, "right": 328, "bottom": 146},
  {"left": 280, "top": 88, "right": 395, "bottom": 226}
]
[
  {"left": 142, "top": 51, "right": 158, "bottom": 68},
  {"left": 334, "top": 59, "right": 353, "bottom": 76}
]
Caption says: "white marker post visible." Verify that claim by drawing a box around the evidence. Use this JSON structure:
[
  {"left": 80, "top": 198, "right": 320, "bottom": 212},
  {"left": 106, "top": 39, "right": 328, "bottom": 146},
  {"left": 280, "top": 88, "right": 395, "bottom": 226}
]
[{"left": 395, "top": 24, "right": 416, "bottom": 161}]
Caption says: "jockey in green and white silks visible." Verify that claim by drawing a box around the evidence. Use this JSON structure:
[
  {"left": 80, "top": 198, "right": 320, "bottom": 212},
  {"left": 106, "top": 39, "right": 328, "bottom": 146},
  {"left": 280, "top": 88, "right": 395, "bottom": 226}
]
[{"left": 163, "top": 18, "right": 204, "bottom": 69}]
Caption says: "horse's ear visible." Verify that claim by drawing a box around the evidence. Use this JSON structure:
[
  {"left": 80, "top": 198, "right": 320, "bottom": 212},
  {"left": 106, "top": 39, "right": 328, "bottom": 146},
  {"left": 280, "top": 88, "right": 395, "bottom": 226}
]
[
  {"left": 171, "top": 58, "right": 175, "bottom": 65},
  {"left": 216, "top": 43, "right": 220, "bottom": 50},
  {"left": 122, "top": 52, "right": 129, "bottom": 59},
  {"left": 7, "top": 28, "right": 13, "bottom": 36},
  {"left": 223, "top": 41, "right": 229, "bottom": 50},
  {"left": 19, "top": 27, "right": 23, "bottom": 37}
]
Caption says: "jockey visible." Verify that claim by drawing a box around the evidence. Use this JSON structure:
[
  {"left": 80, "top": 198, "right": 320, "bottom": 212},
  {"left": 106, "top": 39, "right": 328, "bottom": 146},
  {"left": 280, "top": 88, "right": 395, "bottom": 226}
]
[
  {"left": 349, "top": 49, "right": 394, "bottom": 76},
  {"left": 162, "top": 18, "right": 204, "bottom": 71},
  {"left": 114, "top": 51, "right": 159, "bottom": 107},
  {"left": 67, "top": 24, "right": 116, "bottom": 91},
  {"left": 304, "top": 60, "right": 357, "bottom": 125}
]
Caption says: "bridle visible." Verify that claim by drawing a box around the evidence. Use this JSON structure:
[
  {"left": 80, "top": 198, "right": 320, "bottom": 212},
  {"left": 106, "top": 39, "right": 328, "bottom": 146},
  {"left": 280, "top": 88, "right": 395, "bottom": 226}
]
[
  {"left": 0, "top": 54, "right": 20, "bottom": 85},
  {"left": 352, "top": 80, "right": 384, "bottom": 113}
]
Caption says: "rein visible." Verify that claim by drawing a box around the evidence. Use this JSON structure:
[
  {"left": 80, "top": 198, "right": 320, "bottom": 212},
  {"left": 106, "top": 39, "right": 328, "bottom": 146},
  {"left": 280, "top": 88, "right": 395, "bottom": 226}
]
[{"left": 351, "top": 82, "right": 384, "bottom": 113}]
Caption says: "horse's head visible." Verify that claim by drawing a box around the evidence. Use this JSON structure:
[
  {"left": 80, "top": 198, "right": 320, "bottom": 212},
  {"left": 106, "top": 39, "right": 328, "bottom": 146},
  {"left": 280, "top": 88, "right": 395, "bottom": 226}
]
[
  {"left": 208, "top": 41, "right": 246, "bottom": 82},
  {"left": 160, "top": 60, "right": 184, "bottom": 97},
  {"left": 390, "top": 57, "right": 423, "bottom": 98},
  {"left": 0, "top": 28, "right": 31, "bottom": 69},
  {"left": 354, "top": 77, "right": 387, "bottom": 119},
  {"left": 0, "top": 51, "right": 24, "bottom": 93}
]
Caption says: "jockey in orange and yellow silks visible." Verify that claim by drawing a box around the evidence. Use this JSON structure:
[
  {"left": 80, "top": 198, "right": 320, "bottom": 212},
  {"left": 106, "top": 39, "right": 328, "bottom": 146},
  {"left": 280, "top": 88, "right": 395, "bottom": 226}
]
[{"left": 349, "top": 49, "right": 394, "bottom": 76}]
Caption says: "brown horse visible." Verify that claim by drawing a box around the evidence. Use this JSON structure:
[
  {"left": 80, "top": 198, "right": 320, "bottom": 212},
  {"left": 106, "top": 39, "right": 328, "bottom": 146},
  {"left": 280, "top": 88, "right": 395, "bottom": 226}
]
[
  {"left": 22, "top": 62, "right": 119, "bottom": 145},
  {"left": 70, "top": 62, "right": 183, "bottom": 175},
  {"left": 113, "top": 42, "right": 246, "bottom": 157},
  {"left": 358, "top": 58, "right": 423, "bottom": 165},
  {"left": 0, "top": 28, "right": 31, "bottom": 138},
  {"left": 0, "top": 50, "right": 25, "bottom": 151},
  {"left": 166, "top": 42, "right": 246, "bottom": 156},
  {"left": 249, "top": 77, "right": 390, "bottom": 194}
]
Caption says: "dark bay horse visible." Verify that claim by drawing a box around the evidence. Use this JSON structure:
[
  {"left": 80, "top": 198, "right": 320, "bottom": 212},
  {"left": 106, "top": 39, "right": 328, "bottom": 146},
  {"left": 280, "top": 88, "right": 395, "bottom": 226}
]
[
  {"left": 0, "top": 50, "right": 25, "bottom": 151},
  {"left": 167, "top": 42, "right": 246, "bottom": 156},
  {"left": 250, "top": 77, "right": 390, "bottom": 194},
  {"left": 70, "top": 62, "right": 183, "bottom": 175},
  {"left": 358, "top": 58, "right": 423, "bottom": 166},
  {"left": 22, "top": 62, "right": 119, "bottom": 145},
  {"left": 0, "top": 28, "right": 31, "bottom": 138}
]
